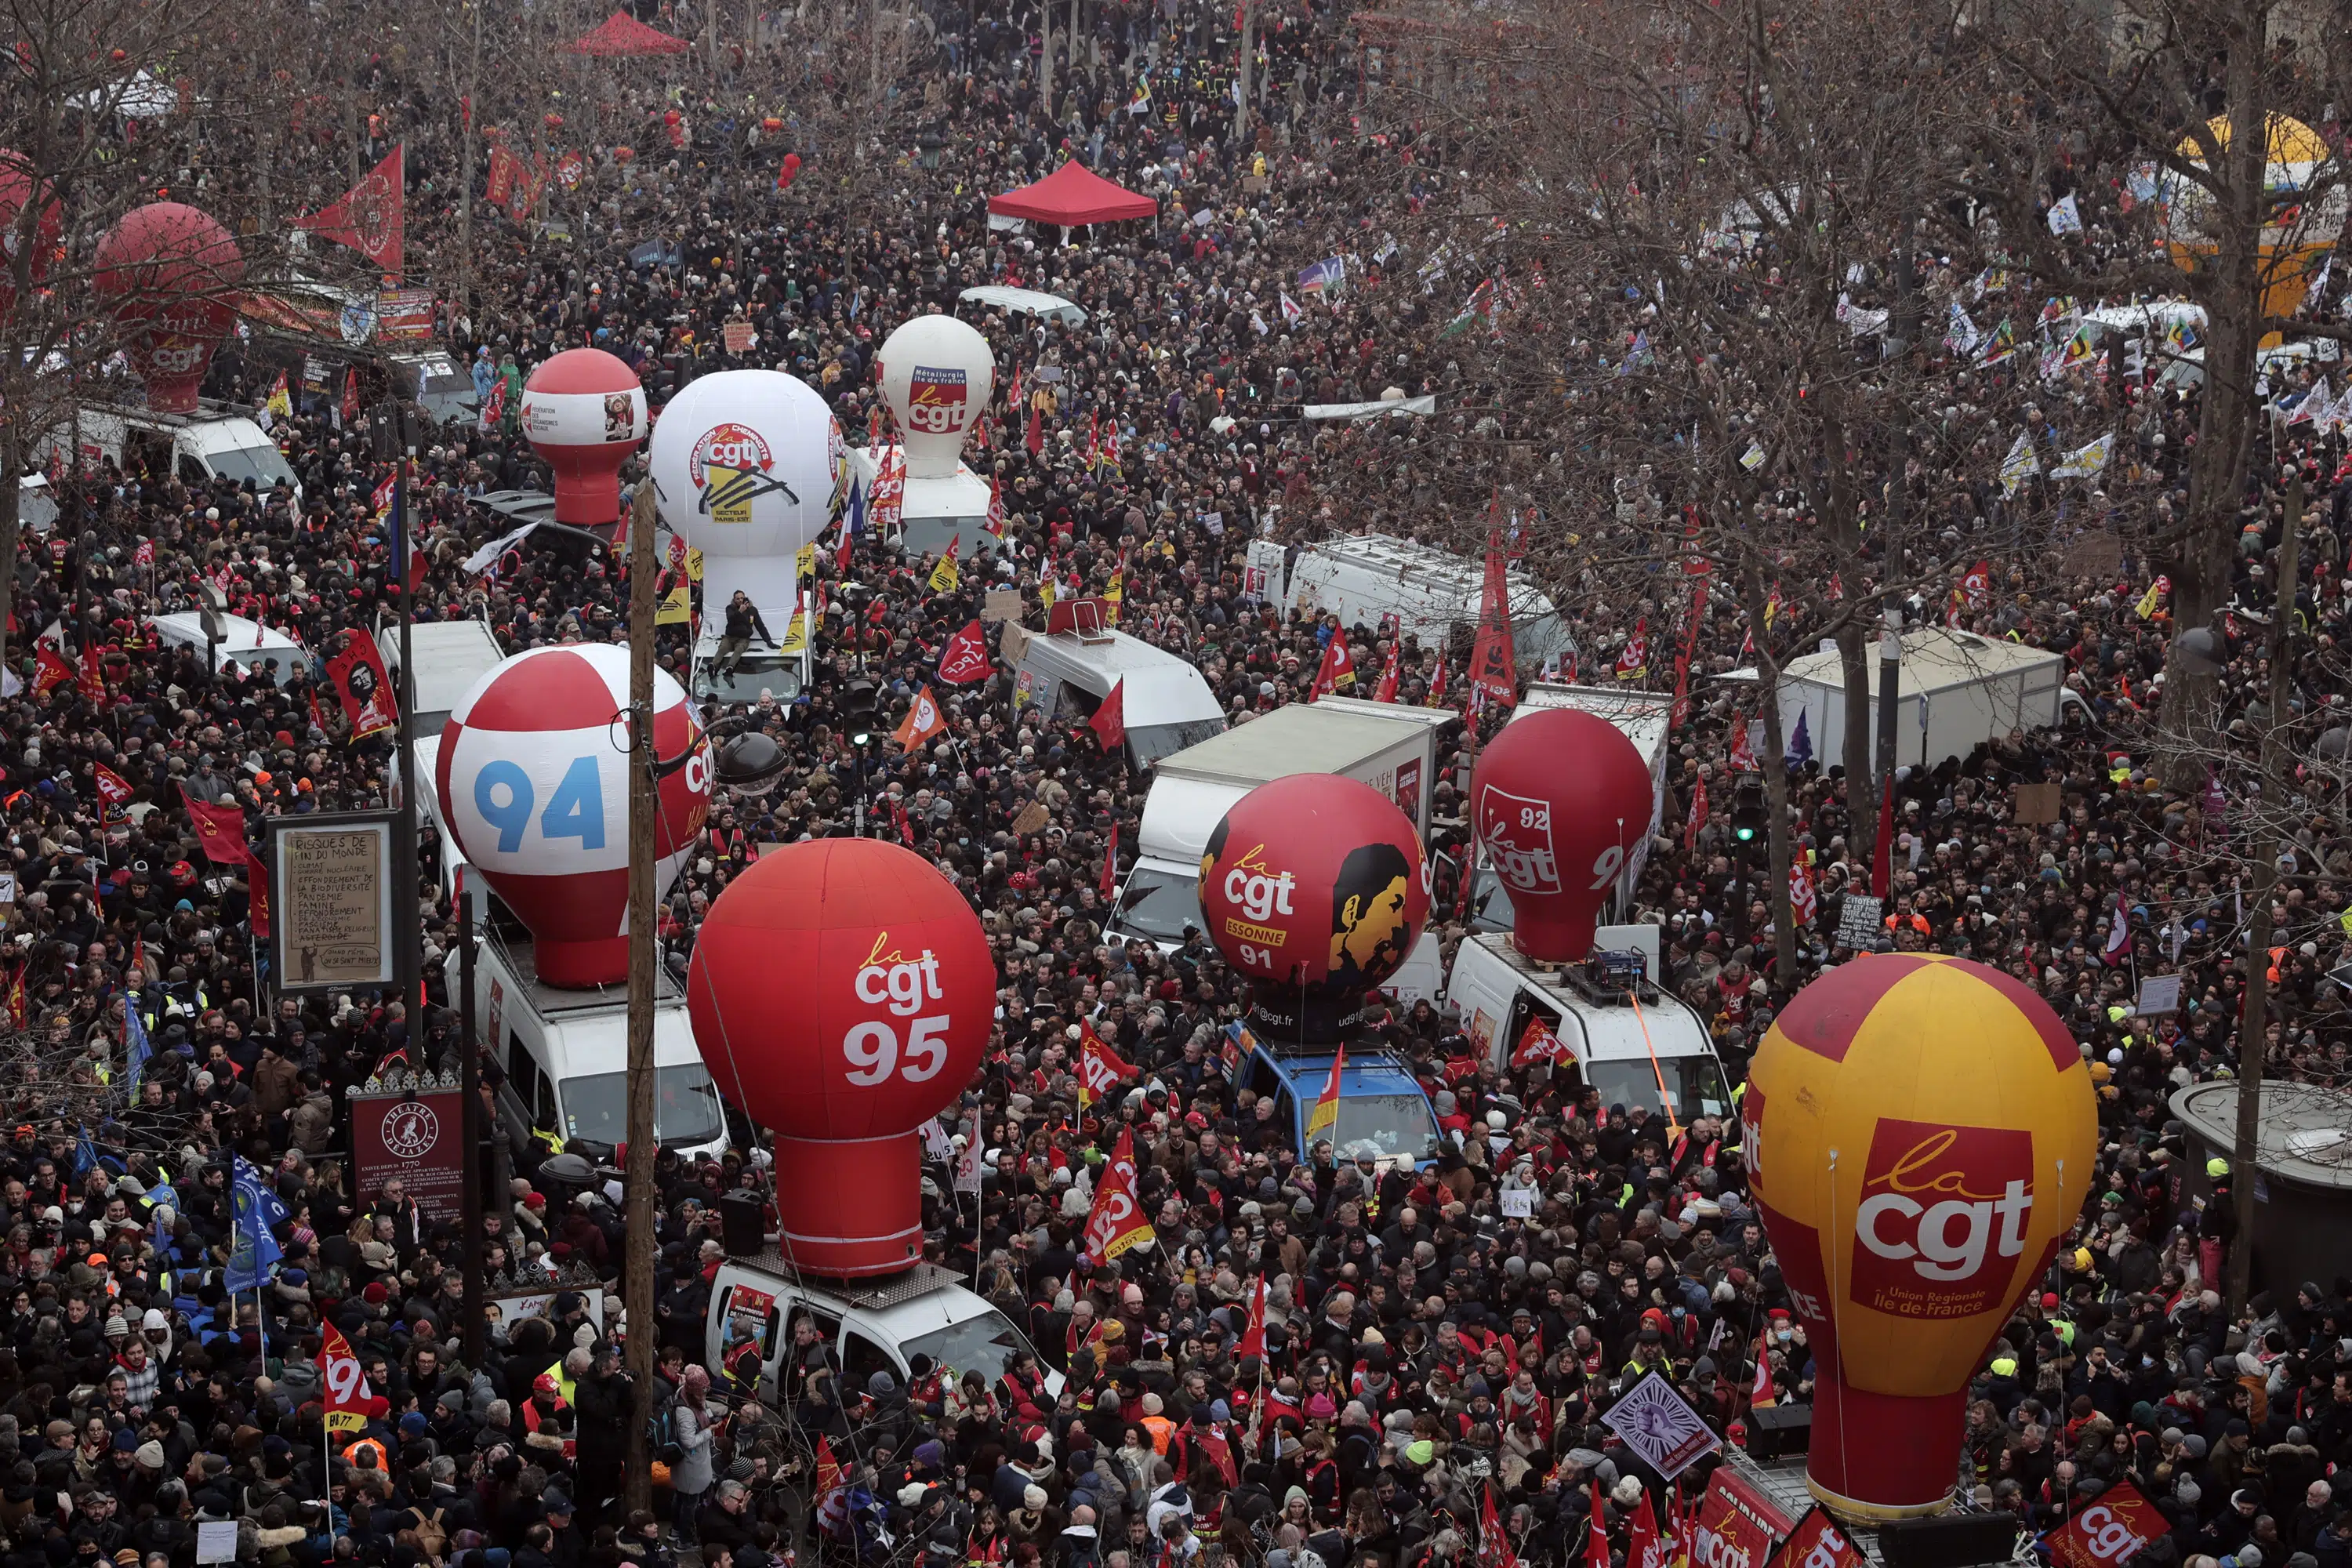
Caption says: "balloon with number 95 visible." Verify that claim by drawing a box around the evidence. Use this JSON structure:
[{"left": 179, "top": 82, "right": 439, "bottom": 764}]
[
  {"left": 436, "top": 644, "right": 710, "bottom": 989},
  {"left": 688, "top": 837, "right": 994, "bottom": 1276}
]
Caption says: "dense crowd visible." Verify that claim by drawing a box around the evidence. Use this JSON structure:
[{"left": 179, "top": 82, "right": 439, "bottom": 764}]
[{"left": 2, "top": 1, "right": 2351, "bottom": 1567}]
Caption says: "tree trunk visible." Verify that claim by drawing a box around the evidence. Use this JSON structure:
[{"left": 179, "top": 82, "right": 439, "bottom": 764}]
[
  {"left": 0, "top": 426, "right": 20, "bottom": 684},
  {"left": 1747, "top": 565, "right": 1797, "bottom": 978}
]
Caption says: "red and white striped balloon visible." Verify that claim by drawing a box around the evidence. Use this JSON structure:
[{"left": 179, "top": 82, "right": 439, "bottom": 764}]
[{"left": 435, "top": 644, "right": 710, "bottom": 988}]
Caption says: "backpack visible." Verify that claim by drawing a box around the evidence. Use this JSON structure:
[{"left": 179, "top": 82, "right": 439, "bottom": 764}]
[
  {"left": 408, "top": 1505, "right": 448, "bottom": 1557},
  {"left": 649, "top": 1399, "right": 683, "bottom": 1466}
]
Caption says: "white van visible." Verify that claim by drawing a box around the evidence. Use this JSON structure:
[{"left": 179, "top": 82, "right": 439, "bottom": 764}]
[
  {"left": 845, "top": 445, "right": 998, "bottom": 563},
  {"left": 1011, "top": 615, "right": 1226, "bottom": 769},
  {"left": 956, "top": 285, "right": 1090, "bottom": 328},
  {"left": 379, "top": 614, "right": 508, "bottom": 737},
  {"left": 49, "top": 403, "right": 301, "bottom": 499},
  {"left": 1254, "top": 534, "right": 1571, "bottom": 673},
  {"left": 1445, "top": 925, "right": 1734, "bottom": 1123},
  {"left": 149, "top": 612, "right": 312, "bottom": 683},
  {"left": 707, "top": 1258, "right": 1062, "bottom": 1407},
  {"left": 457, "top": 929, "right": 730, "bottom": 1164}
]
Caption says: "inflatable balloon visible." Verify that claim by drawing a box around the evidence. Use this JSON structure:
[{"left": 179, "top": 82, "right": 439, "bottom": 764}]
[
  {"left": 1200, "top": 774, "right": 1430, "bottom": 1043},
  {"left": 688, "top": 838, "right": 993, "bottom": 1276},
  {"left": 775, "top": 151, "right": 801, "bottom": 190},
  {"left": 0, "top": 151, "right": 61, "bottom": 315},
  {"left": 648, "top": 368, "right": 840, "bottom": 561},
  {"left": 521, "top": 348, "right": 647, "bottom": 527},
  {"left": 94, "top": 202, "right": 244, "bottom": 416},
  {"left": 876, "top": 315, "right": 994, "bottom": 478},
  {"left": 435, "top": 645, "right": 709, "bottom": 989},
  {"left": 1742, "top": 954, "right": 2096, "bottom": 1521},
  {"left": 1470, "top": 708, "right": 1653, "bottom": 963}
]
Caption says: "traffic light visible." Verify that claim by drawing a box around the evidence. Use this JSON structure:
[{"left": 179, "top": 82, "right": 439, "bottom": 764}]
[
  {"left": 1732, "top": 779, "right": 1766, "bottom": 844},
  {"left": 842, "top": 678, "right": 878, "bottom": 747}
]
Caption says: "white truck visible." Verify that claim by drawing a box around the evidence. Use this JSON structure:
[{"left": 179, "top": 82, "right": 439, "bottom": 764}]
[
  {"left": 846, "top": 445, "right": 998, "bottom": 564},
  {"left": 43, "top": 401, "right": 302, "bottom": 499},
  {"left": 1010, "top": 617, "right": 1226, "bottom": 769},
  {"left": 1247, "top": 534, "right": 1571, "bottom": 673},
  {"left": 707, "top": 1257, "right": 1062, "bottom": 1409},
  {"left": 1110, "top": 701, "right": 1457, "bottom": 1000},
  {"left": 1445, "top": 924, "right": 1735, "bottom": 1124},
  {"left": 1468, "top": 684, "right": 1674, "bottom": 931}
]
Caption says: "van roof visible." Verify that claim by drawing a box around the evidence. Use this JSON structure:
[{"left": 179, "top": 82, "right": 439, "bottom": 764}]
[
  {"left": 1254, "top": 1048, "right": 1424, "bottom": 1097},
  {"left": 958, "top": 285, "right": 1084, "bottom": 318},
  {"left": 1468, "top": 932, "right": 1710, "bottom": 1062},
  {"left": 1153, "top": 703, "right": 1419, "bottom": 783},
  {"left": 386, "top": 619, "right": 507, "bottom": 732},
  {"left": 1016, "top": 628, "right": 1224, "bottom": 725},
  {"left": 150, "top": 612, "right": 305, "bottom": 653}
]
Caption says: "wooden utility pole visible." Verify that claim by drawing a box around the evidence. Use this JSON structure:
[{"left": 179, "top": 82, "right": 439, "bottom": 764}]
[
  {"left": 622, "top": 483, "right": 659, "bottom": 1513},
  {"left": 2228, "top": 473, "right": 2299, "bottom": 1314}
]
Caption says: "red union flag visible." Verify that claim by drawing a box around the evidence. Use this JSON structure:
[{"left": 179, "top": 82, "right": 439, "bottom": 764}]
[
  {"left": 906, "top": 365, "right": 971, "bottom": 435},
  {"left": 2045, "top": 1481, "right": 2161, "bottom": 1568},
  {"left": 1769, "top": 1509, "right": 1869, "bottom": 1568},
  {"left": 938, "top": 619, "right": 991, "bottom": 685},
  {"left": 1693, "top": 1467, "right": 1795, "bottom": 1568},
  {"left": 1082, "top": 1126, "right": 1155, "bottom": 1262},
  {"left": 1849, "top": 1119, "right": 2037, "bottom": 1319},
  {"left": 1511, "top": 1014, "right": 1573, "bottom": 1068},
  {"left": 296, "top": 144, "right": 405, "bottom": 273},
  {"left": 1475, "top": 784, "right": 1561, "bottom": 898},
  {"left": 318, "top": 1323, "right": 374, "bottom": 1434},
  {"left": 92, "top": 764, "right": 133, "bottom": 807},
  {"left": 1076, "top": 1022, "right": 1136, "bottom": 1112}
]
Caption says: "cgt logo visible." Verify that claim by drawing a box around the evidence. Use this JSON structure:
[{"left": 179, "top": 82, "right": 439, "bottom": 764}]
[
  {"left": 1475, "top": 784, "right": 1561, "bottom": 895},
  {"left": 1221, "top": 845, "right": 1297, "bottom": 925},
  {"left": 1851, "top": 1118, "right": 2034, "bottom": 1318},
  {"left": 855, "top": 932, "right": 945, "bottom": 1017}
]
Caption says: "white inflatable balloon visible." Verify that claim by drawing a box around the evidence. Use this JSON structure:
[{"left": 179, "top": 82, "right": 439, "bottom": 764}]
[
  {"left": 648, "top": 369, "right": 842, "bottom": 558},
  {"left": 876, "top": 315, "right": 995, "bottom": 479}
]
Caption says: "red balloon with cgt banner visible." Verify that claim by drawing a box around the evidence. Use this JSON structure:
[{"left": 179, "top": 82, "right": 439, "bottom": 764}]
[
  {"left": 94, "top": 202, "right": 244, "bottom": 416},
  {"left": 688, "top": 838, "right": 994, "bottom": 1276},
  {"left": 1198, "top": 773, "right": 1429, "bottom": 1044},
  {"left": 1469, "top": 707, "right": 1654, "bottom": 964}
]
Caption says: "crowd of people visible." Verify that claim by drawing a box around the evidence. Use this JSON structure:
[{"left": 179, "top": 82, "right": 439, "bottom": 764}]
[{"left": 2, "top": 1, "right": 2351, "bottom": 1567}]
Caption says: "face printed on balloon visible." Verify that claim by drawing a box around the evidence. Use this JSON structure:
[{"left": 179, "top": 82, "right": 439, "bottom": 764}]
[{"left": 1330, "top": 842, "right": 1414, "bottom": 989}]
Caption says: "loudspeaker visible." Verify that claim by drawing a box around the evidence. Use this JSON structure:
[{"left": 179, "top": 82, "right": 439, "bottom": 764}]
[
  {"left": 1742, "top": 1403, "right": 1813, "bottom": 1460},
  {"left": 718, "top": 1190, "right": 767, "bottom": 1256},
  {"left": 1877, "top": 1513, "right": 2022, "bottom": 1568}
]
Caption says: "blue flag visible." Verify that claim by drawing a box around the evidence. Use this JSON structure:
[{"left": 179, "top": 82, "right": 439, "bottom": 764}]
[
  {"left": 847, "top": 474, "right": 866, "bottom": 540},
  {"left": 149, "top": 1178, "right": 180, "bottom": 1255},
  {"left": 124, "top": 1000, "right": 152, "bottom": 1096},
  {"left": 224, "top": 1155, "right": 285, "bottom": 1293},
  {"left": 74, "top": 1130, "right": 96, "bottom": 1179},
  {"left": 1785, "top": 709, "right": 1813, "bottom": 771}
]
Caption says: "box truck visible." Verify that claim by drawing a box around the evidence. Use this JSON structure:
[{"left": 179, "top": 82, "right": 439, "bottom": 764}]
[
  {"left": 1247, "top": 534, "right": 1570, "bottom": 672},
  {"left": 1110, "top": 702, "right": 1457, "bottom": 1000}
]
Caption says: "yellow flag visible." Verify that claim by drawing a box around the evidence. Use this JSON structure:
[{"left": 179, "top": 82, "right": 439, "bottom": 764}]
[
  {"left": 1040, "top": 576, "right": 1057, "bottom": 615},
  {"left": 929, "top": 549, "right": 960, "bottom": 593},
  {"left": 655, "top": 583, "right": 692, "bottom": 626},
  {"left": 685, "top": 548, "right": 704, "bottom": 583},
  {"left": 779, "top": 608, "right": 809, "bottom": 655},
  {"left": 2135, "top": 580, "right": 2163, "bottom": 619},
  {"left": 795, "top": 542, "right": 817, "bottom": 580}
]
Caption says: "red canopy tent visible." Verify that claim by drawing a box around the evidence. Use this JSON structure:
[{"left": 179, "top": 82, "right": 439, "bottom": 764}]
[
  {"left": 987, "top": 162, "right": 1158, "bottom": 227},
  {"left": 568, "top": 10, "right": 690, "bottom": 55}
]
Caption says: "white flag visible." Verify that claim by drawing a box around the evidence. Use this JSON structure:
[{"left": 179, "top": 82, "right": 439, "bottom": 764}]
[
  {"left": 1945, "top": 300, "right": 1980, "bottom": 354},
  {"left": 1279, "top": 291, "right": 1303, "bottom": 324},
  {"left": 2051, "top": 434, "right": 2114, "bottom": 480},
  {"left": 2307, "top": 256, "right": 2333, "bottom": 310},
  {"left": 2048, "top": 194, "right": 2083, "bottom": 236},
  {"left": 1999, "top": 431, "right": 2040, "bottom": 497}
]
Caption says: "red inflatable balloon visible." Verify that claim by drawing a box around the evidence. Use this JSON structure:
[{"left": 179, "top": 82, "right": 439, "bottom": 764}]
[
  {"left": 1200, "top": 774, "right": 1430, "bottom": 1043},
  {"left": 520, "top": 348, "right": 646, "bottom": 526},
  {"left": 775, "top": 152, "right": 802, "bottom": 191},
  {"left": 94, "top": 202, "right": 244, "bottom": 416},
  {"left": 0, "top": 151, "right": 61, "bottom": 315},
  {"left": 688, "top": 839, "right": 993, "bottom": 1276},
  {"left": 1470, "top": 708, "right": 1654, "bottom": 963}
]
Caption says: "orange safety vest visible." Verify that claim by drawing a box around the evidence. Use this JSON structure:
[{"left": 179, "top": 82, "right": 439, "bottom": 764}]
[
  {"left": 522, "top": 1396, "right": 576, "bottom": 1461},
  {"left": 1141, "top": 1413, "right": 1174, "bottom": 1454},
  {"left": 340, "top": 1436, "right": 389, "bottom": 1473}
]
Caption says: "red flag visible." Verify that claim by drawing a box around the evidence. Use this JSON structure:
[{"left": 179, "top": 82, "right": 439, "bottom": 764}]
[
  {"left": 1962, "top": 558, "right": 1993, "bottom": 608},
  {"left": 319, "top": 1323, "right": 374, "bottom": 1434},
  {"left": 325, "top": 628, "right": 397, "bottom": 739},
  {"left": 1077, "top": 1020, "right": 1138, "bottom": 1112},
  {"left": 1082, "top": 1127, "right": 1156, "bottom": 1262},
  {"left": 1025, "top": 403, "right": 1044, "bottom": 456},
  {"left": 295, "top": 145, "right": 405, "bottom": 273},
  {"left": 1773, "top": 1511, "right": 1869, "bottom": 1568},
  {"left": 1584, "top": 1484, "right": 1612, "bottom": 1568},
  {"left": 1614, "top": 617, "right": 1650, "bottom": 680},
  {"left": 1750, "top": 1343, "right": 1776, "bottom": 1409},
  {"left": 1510, "top": 1014, "right": 1573, "bottom": 1069},
  {"left": 1309, "top": 635, "right": 1356, "bottom": 699},
  {"left": 1374, "top": 641, "right": 1402, "bottom": 702},
  {"left": 891, "top": 685, "right": 949, "bottom": 750},
  {"left": 938, "top": 619, "right": 992, "bottom": 685},
  {"left": 1685, "top": 775, "right": 1708, "bottom": 851},
  {"left": 246, "top": 849, "right": 271, "bottom": 939},
  {"left": 1789, "top": 858, "right": 1817, "bottom": 926},
  {"left": 1629, "top": 1491, "right": 1667, "bottom": 1568},
  {"left": 76, "top": 652, "right": 107, "bottom": 706},
  {"left": 1099, "top": 821, "right": 1120, "bottom": 899},
  {"left": 341, "top": 368, "right": 361, "bottom": 427},
  {"left": 813, "top": 1435, "right": 844, "bottom": 1501},
  {"left": 2045, "top": 1480, "right": 2165, "bottom": 1568},
  {"left": 1468, "top": 531, "right": 1520, "bottom": 713},
  {"left": 1480, "top": 1486, "right": 1521, "bottom": 1568},
  {"left": 92, "top": 764, "right": 133, "bottom": 807},
  {"left": 1428, "top": 658, "right": 1450, "bottom": 706},
  {"left": 3, "top": 967, "right": 24, "bottom": 1029},
  {"left": 132, "top": 540, "right": 154, "bottom": 568},
  {"left": 1727, "top": 714, "right": 1758, "bottom": 772},
  {"left": 485, "top": 144, "right": 516, "bottom": 205},
  {"left": 1088, "top": 679, "right": 1127, "bottom": 755},
  {"left": 31, "top": 643, "right": 73, "bottom": 700},
  {"left": 893, "top": 800, "right": 915, "bottom": 846},
  {"left": 183, "top": 788, "right": 249, "bottom": 865},
  {"left": 1236, "top": 1276, "right": 1269, "bottom": 1361}
]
